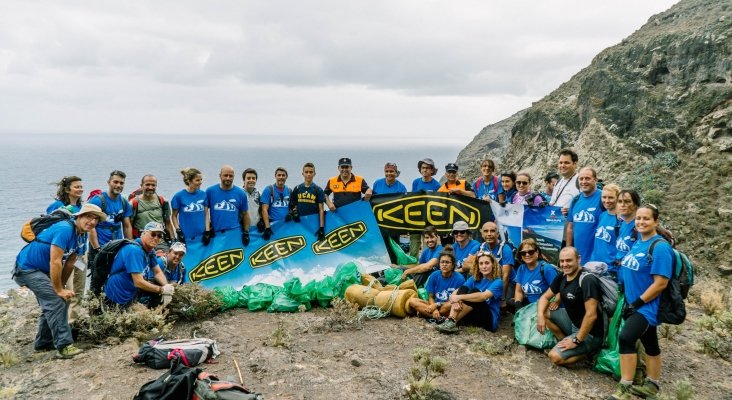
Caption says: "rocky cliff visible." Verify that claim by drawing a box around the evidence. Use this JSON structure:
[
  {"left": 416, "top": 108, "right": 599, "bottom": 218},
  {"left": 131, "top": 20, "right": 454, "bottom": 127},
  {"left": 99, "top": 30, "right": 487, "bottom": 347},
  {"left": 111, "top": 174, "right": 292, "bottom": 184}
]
[{"left": 456, "top": 0, "right": 732, "bottom": 276}]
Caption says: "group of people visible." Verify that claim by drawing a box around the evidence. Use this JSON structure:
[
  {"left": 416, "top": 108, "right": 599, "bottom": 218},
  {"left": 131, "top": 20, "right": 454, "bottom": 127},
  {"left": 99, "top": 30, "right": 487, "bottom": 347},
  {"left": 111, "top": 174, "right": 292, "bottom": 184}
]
[{"left": 15, "top": 151, "right": 674, "bottom": 399}]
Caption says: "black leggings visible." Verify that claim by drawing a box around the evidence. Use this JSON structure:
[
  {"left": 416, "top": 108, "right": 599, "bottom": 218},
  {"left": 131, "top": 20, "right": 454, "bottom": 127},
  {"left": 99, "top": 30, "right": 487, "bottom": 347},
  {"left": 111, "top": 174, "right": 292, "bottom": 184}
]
[
  {"left": 618, "top": 312, "right": 660, "bottom": 356},
  {"left": 455, "top": 287, "right": 495, "bottom": 332}
]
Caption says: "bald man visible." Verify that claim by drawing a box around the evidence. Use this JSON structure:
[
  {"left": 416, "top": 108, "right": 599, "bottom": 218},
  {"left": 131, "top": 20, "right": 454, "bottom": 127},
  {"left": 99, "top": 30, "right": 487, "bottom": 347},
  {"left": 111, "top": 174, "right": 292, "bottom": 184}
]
[{"left": 206, "top": 165, "right": 251, "bottom": 246}]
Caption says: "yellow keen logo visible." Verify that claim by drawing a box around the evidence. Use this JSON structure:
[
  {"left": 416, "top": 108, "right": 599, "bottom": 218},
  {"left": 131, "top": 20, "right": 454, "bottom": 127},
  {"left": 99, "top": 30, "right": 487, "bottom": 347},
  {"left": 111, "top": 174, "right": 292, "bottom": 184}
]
[
  {"left": 249, "top": 236, "right": 306, "bottom": 268},
  {"left": 312, "top": 221, "right": 367, "bottom": 255},
  {"left": 188, "top": 248, "right": 244, "bottom": 282},
  {"left": 372, "top": 194, "right": 480, "bottom": 232}
]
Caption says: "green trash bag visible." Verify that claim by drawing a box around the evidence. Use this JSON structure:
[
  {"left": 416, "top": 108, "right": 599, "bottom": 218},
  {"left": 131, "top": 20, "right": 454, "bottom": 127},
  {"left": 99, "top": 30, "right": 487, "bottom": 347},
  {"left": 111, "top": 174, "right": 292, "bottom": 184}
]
[
  {"left": 383, "top": 267, "right": 403, "bottom": 285},
  {"left": 284, "top": 277, "right": 312, "bottom": 310},
  {"left": 417, "top": 288, "right": 429, "bottom": 301},
  {"left": 389, "top": 237, "right": 417, "bottom": 265},
  {"left": 214, "top": 286, "right": 240, "bottom": 311},
  {"left": 304, "top": 279, "right": 317, "bottom": 301},
  {"left": 594, "top": 294, "right": 626, "bottom": 379},
  {"left": 237, "top": 286, "right": 251, "bottom": 308},
  {"left": 513, "top": 302, "right": 557, "bottom": 350},
  {"left": 267, "top": 292, "right": 303, "bottom": 313},
  {"left": 247, "top": 283, "right": 280, "bottom": 312},
  {"left": 333, "top": 262, "right": 361, "bottom": 298},
  {"left": 315, "top": 276, "right": 337, "bottom": 308}
]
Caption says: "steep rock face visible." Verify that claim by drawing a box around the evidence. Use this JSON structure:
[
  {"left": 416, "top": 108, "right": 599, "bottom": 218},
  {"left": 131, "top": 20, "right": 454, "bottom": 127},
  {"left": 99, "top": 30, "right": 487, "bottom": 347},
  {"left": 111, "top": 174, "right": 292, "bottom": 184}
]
[{"left": 456, "top": 0, "right": 732, "bottom": 275}]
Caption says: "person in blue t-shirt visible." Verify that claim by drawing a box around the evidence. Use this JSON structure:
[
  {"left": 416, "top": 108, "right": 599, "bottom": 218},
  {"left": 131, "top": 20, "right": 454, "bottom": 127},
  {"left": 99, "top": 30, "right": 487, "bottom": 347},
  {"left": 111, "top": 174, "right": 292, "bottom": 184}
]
[
  {"left": 171, "top": 167, "right": 211, "bottom": 244},
  {"left": 473, "top": 221, "right": 516, "bottom": 311},
  {"left": 372, "top": 162, "right": 407, "bottom": 195},
  {"left": 611, "top": 205, "right": 674, "bottom": 400},
  {"left": 407, "top": 248, "right": 465, "bottom": 320},
  {"left": 437, "top": 251, "right": 504, "bottom": 333},
  {"left": 13, "top": 203, "right": 105, "bottom": 358},
  {"left": 614, "top": 189, "right": 641, "bottom": 271},
  {"left": 473, "top": 159, "right": 504, "bottom": 203},
  {"left": 409, "top": 158, "right": 442, "bottom": 258},
  {"left": 451, "top": 221, "right": 480, "bottom": 277},
  {"left": 88, "top": 170, "right": 133, "bottom": 252},
  {"left": 206, "top": 165, "right": 250, "bottom": 246},
  {"left": 289, "top": 163, "right": 327, "bottom": 241},
  {"left": 104, "top": 222, "right": 175, "bottom": 307},
  {"left": 260, "top": 167, "right": 292, "bottom": 241},
  {"left": 397, "top": 226, "right": 443, "bottom": 287},
  {"left": 139, "top": 241, "right": 187, "bottom": 307},
  {"left": 588, "top": 184, "right": 621, "bottom": 271},
  {"left": 513, "top": 238, "right": 560, "bottom": 308},
  {"left": 500, "top": 172, "right": 517, "bottom": 205},
  {"left": 47, "top": 176, "right": 84, "bottom": 214},
  {"left": 566, "top": 167, "right": 603, "bottom": 264}
]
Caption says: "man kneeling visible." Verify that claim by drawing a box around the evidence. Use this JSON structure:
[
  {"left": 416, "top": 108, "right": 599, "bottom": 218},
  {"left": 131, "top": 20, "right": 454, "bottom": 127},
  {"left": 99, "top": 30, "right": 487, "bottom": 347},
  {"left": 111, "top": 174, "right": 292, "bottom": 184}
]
[{"left": 537, "top": 247, "right": 603, "bottom": 366}]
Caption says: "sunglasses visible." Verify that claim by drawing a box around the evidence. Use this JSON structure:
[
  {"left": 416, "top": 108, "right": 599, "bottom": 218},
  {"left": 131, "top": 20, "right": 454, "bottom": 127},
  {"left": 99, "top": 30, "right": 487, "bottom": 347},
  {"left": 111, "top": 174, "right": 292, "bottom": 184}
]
[
  {"left": 516, "top": 181, "right": 529, "bottom": 185},
  {"left": 519, "top": 249, "right": 537, "bottom": 257},
  {"left": 149, "top": 232, "right": 164, "bottom": 239},
  {"left": 452, "top": 230, "right": 468, "bottom": 235}
]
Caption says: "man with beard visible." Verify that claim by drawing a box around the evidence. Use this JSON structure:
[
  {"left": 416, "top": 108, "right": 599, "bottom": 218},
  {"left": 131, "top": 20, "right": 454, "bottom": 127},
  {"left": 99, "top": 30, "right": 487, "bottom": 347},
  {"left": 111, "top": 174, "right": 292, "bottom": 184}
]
[
  {"left": 206, "top": 165, "right": 251, "bottom": 246},
  {"left": 566, "top": 167, "right": 603, "bottom": 264},
  {"left": 261, "top": 167, "right": 292, "bottom": 241},
  {"left": 129, "top": 175, "right": 174, "bottom": 245}
]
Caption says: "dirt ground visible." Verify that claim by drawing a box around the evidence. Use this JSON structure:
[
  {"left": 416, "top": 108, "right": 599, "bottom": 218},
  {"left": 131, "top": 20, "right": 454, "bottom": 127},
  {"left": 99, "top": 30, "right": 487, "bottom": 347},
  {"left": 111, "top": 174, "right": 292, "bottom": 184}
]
[{"left": 1, "top": 291, "right": 731, "bottom": 400}]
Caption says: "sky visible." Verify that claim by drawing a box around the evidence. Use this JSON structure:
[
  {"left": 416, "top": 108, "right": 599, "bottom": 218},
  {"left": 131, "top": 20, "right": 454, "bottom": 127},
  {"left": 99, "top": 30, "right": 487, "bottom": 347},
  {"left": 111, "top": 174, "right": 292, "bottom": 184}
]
[{"left": 0, "top": 0, "right": 679, "bottom": 146}]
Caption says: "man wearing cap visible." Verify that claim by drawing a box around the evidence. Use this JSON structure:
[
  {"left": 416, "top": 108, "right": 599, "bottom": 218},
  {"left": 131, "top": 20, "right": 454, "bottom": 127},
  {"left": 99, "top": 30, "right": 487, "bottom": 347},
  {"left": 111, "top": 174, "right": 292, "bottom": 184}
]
[
  {"left": 104, "top": 222, "right": 175, "bottom": 308},
  {"left": 139, "top": 242, "right": 187, "bottom": 307},
  {"left": 438, "top": 163, "right": 475, "bottom": 198},
  {"left": 206, "top": 165, "right": 251, "bottom": 246},
  {"left": 13, "top": 203, "right": 106, "bottom": 358},
  {"left": 324, "top": 157, "right": 372, "bottom": 211},
  {"left": 409, "top": 158, "right": 441, "bottom": 257},
  {"left": 372, "top": 163, "right": 407, "bottom": 195},
  {"left": 451, "top": 220, "right": 481, "bottom": 278}
]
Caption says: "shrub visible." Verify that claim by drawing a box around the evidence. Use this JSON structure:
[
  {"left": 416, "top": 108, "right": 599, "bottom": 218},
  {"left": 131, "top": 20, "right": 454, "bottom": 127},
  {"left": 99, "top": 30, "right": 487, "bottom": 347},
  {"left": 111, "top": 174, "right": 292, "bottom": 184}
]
[
  {"left": 470, "top": 335, "right": 515, "bottom": 356},
  {"left": 405, "top": 348, "right": 449, "bottom": 400},
  {"left": 658, "top": 379, "right": 693, "bottom": 400},
  {"left": 268, "top": 318, "right": 292, "bottom": 349},
  {"left": 658, "top": 324, "right": 681, "bottom": 341},
  {"left": 167, "top": 284, "right": 223, "bottom": 321},
  {"left": 297, "top": 298, "right": 361, "bottom": 333},
  {"left": 699, "top": 282, "right": 729, "bottom": 316},
  {"left": 697, "top": 310, "right": 732, "bottom": 361},
  {"left": 72, "top": 295, "right": 172, "bottom": 343}
]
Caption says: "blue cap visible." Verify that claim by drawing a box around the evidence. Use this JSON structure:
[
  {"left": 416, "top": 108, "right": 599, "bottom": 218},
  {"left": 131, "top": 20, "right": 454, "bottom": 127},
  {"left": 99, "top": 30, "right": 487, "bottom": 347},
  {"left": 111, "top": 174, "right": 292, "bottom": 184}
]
[{"left": 143, "top": 221, "right": 165, "bottom": 233}]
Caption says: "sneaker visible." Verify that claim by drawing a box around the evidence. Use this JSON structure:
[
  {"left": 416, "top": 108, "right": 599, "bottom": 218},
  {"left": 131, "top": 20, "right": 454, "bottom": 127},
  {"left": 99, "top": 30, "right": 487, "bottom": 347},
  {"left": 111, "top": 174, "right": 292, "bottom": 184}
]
[
  {"left": 436, "top": 318, "right": 459, "bottom": 334},
  {"left": 607, "top": 383, "right": 632, "bottom": 400},
  {"left": 426, "top": 317, "right": 446, "bottom": 327},
  {"left": 56, "top": 344, "right": 83, "bottom": 359},
  {"left": 630, "top": 379, "right": 659, "bottom": 399}
]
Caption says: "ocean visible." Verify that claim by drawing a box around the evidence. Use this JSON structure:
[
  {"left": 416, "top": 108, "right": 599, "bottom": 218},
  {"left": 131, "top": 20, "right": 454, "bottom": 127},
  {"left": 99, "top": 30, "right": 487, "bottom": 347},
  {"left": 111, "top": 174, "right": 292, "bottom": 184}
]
[{"left": 0, "top": 133, "right": 461, "bottom": 293}]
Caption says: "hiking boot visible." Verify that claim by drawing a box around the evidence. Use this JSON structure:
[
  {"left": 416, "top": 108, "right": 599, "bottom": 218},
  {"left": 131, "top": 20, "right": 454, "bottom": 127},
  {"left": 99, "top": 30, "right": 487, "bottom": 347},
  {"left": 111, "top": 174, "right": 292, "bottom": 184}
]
[
  {"left": 56, "top": 344, "right": 83, "bottom": 359},
  {"left": 630, "top": 379, "right": 659, "bottom": 399},
  {"left": 633, "top": 365, "right": 647, "bottom": 386},
  {"left": 607, "top": 383, "right": 632, "bottom": 400},
  {"left": 436, "top": 318, "right": 459, "bottom": 334},
  {"left": 426, "top": 317, "right": 446, "bottom": 327}
]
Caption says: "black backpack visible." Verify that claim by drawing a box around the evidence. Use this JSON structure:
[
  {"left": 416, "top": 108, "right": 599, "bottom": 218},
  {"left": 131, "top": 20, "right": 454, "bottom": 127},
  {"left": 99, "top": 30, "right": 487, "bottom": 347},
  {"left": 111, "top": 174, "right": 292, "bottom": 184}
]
[
  {"left": 648, "top": 238, "right": 693, "bottom": 325},
  {"left": 90, "top": 239, "right": 140, "bottom": 295},
  {"left": 20, "top": 208, "right": 74, "bottom": 243},
  {"left": 193, "top": 371, "right": 264, "bottom": 400},
  {"left": 134, "top": 356, "right": 201, "bottom": 400}
]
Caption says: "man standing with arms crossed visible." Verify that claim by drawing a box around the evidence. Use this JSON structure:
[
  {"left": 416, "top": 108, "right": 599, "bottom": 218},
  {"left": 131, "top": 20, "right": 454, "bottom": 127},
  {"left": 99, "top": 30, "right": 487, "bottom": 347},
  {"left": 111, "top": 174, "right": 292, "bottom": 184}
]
[{"left": 207, "top": 165, "right": 251, "bottom": 246}]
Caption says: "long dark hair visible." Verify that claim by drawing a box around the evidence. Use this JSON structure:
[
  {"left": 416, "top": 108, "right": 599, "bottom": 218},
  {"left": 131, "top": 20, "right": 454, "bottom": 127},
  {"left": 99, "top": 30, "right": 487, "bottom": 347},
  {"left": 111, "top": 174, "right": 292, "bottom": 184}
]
[{"left": 55, "top": 176, "right": 82, "bottom": 206}]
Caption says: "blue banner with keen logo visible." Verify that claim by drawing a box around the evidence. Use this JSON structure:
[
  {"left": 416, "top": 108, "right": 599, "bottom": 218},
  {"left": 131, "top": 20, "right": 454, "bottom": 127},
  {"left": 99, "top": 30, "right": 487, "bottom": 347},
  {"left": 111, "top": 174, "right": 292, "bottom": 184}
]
[{"left": 182, "top": 201, "right": 390, "bottom": 289}]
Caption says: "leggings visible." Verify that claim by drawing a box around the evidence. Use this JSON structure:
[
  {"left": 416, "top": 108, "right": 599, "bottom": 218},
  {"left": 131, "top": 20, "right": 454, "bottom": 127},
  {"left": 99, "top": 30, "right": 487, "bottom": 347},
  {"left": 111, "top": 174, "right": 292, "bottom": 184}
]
[{"left": 618, "top": 312, "right": 660, "bottom": 356}]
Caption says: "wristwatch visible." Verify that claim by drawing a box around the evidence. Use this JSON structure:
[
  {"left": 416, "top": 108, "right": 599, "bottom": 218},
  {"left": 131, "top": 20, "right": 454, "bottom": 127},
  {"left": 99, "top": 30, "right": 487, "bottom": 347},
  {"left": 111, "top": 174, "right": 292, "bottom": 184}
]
[{"left": 572, "top": 336, "right": 583, "bottom": 345}]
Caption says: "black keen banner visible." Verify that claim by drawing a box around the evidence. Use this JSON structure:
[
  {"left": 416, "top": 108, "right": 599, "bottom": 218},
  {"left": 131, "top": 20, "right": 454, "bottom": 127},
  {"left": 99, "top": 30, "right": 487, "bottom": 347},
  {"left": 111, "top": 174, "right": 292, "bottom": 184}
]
[{"left": 369, "top": 192, "right": 493, "bottom": 234}]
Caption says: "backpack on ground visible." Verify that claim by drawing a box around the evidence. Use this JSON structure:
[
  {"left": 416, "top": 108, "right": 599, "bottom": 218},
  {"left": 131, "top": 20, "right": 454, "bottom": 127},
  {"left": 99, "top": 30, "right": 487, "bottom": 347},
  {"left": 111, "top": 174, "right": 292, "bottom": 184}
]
[
  {"left": 133, "top": 356, "right": 201, "bottom": 400},
  {"left": 133, "top": 337, "right": 221, "bottom": 369},
  {"left": 648, "top": 239, "right": 694, "bottom": 325},
  {"left": 193, "top": 371, "right": 264, "bottom": 400},
  {"left": 89, "top": 239, "right": 140, "bottom": 295},
  {"left": 20, "top": 208, "right": 74, "bottom": 243}
]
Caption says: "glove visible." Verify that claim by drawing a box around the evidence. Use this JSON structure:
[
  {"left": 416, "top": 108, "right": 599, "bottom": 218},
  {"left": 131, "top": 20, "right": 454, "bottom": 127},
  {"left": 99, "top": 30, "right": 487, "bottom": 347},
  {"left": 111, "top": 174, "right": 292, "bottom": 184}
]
[
  {"left": 161, "top": 284, "right": 175, "bottom": 296},
  {"left": 622, "top": 302, "right": 637, "bottom": 320},
  {"left": 202, "top": 230, "right": 215, "bottom": 246},
  {"left": 162, "top": 293, "right": 173, "bottom": 306},
  {"left": 513, "top": 299, "right": 525, "bottom": 311},
  {"left": 242, "top": 231, "right": 250, "bottom": 246},
  {"left": 316, "top": 227, "right": 325, "bottom": 241},
  {"left": 292, "top": 212, "right": 301, "bottom": 223},
  {"left": 176, "top": 229, "right": 186, "bottom": 244},
  {"left": 263, "top": 227, "right": 273, "bottom": 241},
  {"left": 285, "top": 213, "right": 293, "bottom": 222}
]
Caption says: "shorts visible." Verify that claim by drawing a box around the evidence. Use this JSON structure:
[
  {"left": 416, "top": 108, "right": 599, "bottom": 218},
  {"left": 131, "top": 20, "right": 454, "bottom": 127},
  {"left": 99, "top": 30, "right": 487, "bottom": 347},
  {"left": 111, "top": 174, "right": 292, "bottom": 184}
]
[{"left": 549, "top": 308, "right": 602, "bottom": 359}]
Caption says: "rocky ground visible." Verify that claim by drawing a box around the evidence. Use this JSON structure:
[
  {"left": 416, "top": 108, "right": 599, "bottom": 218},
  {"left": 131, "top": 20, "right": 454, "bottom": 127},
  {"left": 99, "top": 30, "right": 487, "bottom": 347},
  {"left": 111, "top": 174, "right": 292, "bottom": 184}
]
[{"left": 1, "top": 285, "right": 731, "bottom": 400}]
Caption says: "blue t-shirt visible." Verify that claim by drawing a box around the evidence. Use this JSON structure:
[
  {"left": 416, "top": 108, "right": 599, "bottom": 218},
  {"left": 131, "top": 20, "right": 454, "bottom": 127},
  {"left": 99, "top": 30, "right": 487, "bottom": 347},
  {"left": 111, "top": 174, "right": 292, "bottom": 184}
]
[
  {"left": 463, "top": 276, "right": 503, "bottom": 331},
  {"left": 104, "top": 239, "right": 157, "bottom": 305},
  {"left": 615, "top": 219, "right": 636, "bottom": 263},
  {"left": 372, "top": 178, "right": 407, "bottom": 195},
  {"left": 619, "top": 235, "right": 673, "bottom": 326},
  {"left": 454, "top": 239, "right": 480, "bottom": 268},
  {"left": 515, "top": 261, "right": 558, "bottom": 303},
  {"left": 46, "top": 200, "right": 81, "bottom": 214},
  {"left": 589, "top": 211, "right": 620, "bottom": 267},
  {"left": 503, "top": 188, "right": 517, "bottom": 204},
  {"left": 16, "top": 220, "right": 85, "bottom": 273},
  {"left": 418, "top": 245, "right": 444, "bottom": 266},
  {"left": 171, "top": 189, "right": 208, "bottom": 239},
  {"left": 474, "top": 176, "right": 503, "bottom": 201},
  {"left": 425, "top": 270, "right": 465, "bottom": 303},
  {"left": 411, "top": 178, "right": 441, "bottom": 192},
  {"left": 290, "top": 183, "right": 326, "bottom": 217},
  {"left": 89, "top": 193, "right": 133, "bottom": 246},
  {"left": 206, "top": 184, "right": 248, "bottom": 231},
  {"left": 478, "top": 242, "right": 516, "bottom": 285},
  {"left": 146, "top": 256, "right": 185, "bottom": 285},
  {"left": 261, "top": 184, "right": 291, "bottom": 222},
  {"left": 568, "top": 189, "right": 603, "bottom": 263}
]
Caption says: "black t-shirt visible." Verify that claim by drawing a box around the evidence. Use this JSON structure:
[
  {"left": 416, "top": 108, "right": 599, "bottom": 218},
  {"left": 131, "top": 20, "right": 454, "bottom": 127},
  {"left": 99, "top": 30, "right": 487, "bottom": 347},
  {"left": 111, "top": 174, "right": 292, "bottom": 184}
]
[{"left": 550, "top": 271, "right": 604, "bottom": 338}]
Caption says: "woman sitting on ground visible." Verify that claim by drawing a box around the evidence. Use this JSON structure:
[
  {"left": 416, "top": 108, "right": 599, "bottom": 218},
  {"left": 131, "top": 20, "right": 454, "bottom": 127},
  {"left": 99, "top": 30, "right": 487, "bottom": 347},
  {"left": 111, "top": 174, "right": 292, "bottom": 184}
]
[
  {"left": 47, "top": 176, "right": 84, "bottom": 213},
  {"left": 500, "top": 171, "right": 517, "bottom": 205},
  {"left": 513, "top": 238, "right": 560, "bottom": 310},
  {"left": 512, "top": 172, "right": 544, "bottom": 206},
  {"left": 407, "top": 247, "right": 465, "bottom": 322},
  {"left": 436, "top": 251, "right": 503, "bottom": 333}
]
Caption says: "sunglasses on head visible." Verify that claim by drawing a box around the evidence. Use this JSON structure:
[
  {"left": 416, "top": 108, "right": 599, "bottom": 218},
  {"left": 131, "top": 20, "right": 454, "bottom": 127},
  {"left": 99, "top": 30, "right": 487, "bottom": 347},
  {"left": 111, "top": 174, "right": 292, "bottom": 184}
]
[{"left": 519, "top": 249, "right": 537, "bottom": 257}]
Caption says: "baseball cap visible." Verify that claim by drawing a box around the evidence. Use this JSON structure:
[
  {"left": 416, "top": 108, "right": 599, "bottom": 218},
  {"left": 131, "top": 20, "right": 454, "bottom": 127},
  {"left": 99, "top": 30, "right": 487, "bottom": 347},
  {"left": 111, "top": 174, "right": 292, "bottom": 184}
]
[
  {"left": 338, "top": 157, "right": 352, "bottom": 167},
  {"left": 73, "top": 203, "right": 107, "bottom": 222},
  {"left": 452, "top": 221, "right": 469, "bottom": 232},
  {"left": 445, "top": 163, "right": 459, "bottom": 172},
  {"left": 143, "top": 221, "right": 165, "bottom": 233},
  {"left": 170, "top": 242, "right": 187, "bottom": 254},
  {"left": 417, "top": 158, "right": 438, "bottom": 176}
]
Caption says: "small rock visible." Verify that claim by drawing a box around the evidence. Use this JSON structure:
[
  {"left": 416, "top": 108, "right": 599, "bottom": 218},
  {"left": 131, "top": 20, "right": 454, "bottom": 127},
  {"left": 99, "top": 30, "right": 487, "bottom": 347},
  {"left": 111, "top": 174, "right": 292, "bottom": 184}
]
[
  {"left": 718, "top": 208, "right": 732, "bottom": 218},
  {"left": 350, "top": 359, "right": 362, "bottom": 367},
  {"left": 717, "top": 264, "right": 732, "bottom": 276},
  {"left": 695, "top": 146, "right": 710, "bottom": 155}
]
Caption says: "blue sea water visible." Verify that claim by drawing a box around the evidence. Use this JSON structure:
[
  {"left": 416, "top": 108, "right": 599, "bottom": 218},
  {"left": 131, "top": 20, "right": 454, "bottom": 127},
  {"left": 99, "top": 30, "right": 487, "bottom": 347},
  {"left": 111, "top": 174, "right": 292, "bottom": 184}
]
[{"left": 0, "top": 133, "right": 461, "bottom": 293}]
